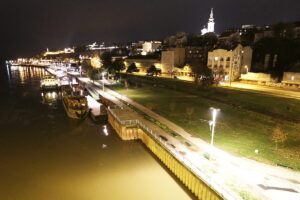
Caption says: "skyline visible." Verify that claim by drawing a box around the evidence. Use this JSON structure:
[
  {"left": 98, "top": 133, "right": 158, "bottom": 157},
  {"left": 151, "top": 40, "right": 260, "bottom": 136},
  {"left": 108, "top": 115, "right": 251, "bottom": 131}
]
[{"left": 1, "top": 0, "right": 300, "bottom": 58}]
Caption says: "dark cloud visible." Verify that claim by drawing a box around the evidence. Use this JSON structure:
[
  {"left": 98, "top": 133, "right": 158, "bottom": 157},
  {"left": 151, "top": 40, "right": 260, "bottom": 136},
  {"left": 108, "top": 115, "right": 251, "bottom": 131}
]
[{"left": 0, "top": 0, "right": 299, "bottom": 58}]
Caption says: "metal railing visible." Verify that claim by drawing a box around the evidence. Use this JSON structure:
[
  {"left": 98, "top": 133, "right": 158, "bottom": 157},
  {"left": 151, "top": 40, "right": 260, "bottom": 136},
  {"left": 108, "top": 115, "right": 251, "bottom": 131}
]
[{"left": 107, "top": 107, "right": 242, "bottom": 200}]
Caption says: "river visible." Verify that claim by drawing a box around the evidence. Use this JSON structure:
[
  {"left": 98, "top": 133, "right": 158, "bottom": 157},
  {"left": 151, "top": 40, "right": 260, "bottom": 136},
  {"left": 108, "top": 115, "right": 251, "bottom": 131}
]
[{"left": 0, "top": 63, "right": 194, "bottom": 200}]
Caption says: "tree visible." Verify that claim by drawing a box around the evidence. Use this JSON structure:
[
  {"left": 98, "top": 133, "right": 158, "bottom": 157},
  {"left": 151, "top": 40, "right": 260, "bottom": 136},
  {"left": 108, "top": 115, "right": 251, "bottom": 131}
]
[
  {"left": 272, "top": 23, "right": 295, "bottom": 39},
  {"left": 101, "top": 52, "right": 113, "bottom": 71},
  {"left": 124, "top": 79, "right": 129, "bottom": 89},
  {"left": 112, "top": 58, "right": 125, "bottom": 72},
  {"left": 241, "top": 29, "right": 255, "bottom": 46},
  {"left": 202, "top": 32, "right": 218, "bottom": 47},
  {"left": 81, "top": 59, "right": 93, "bottom": 73},
  {"left": 252, "top": 37, "right": 300, "bottom": 76},
  {"left": 200, "top": 66, "right": 214, "bottom": 87},
  {"left": 87, "top": 68, "right": 99, "bottom": 83},
  {"left": 74, "top": 45, "right": 87, "bottom": 59},
  {"left": 126, "top": 63, "right": 139, "bottom": 73},
  {"left": 271, "top": 125, "right": 288, "bottom": 150},
  {"left": 147, "top": 65, "right": 158, "bottom": 76},
  {"left": 186, "top": 107, "right": 195, "bottom": 124}
]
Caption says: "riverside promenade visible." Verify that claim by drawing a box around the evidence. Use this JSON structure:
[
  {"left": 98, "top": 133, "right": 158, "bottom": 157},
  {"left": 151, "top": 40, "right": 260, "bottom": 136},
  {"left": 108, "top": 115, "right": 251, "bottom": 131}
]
[
  {"left": 77, "top": 77, "right": 241, "bottom": 200},
  {"left": 81, "top": 77, "right": 300, "bottom": 200}
]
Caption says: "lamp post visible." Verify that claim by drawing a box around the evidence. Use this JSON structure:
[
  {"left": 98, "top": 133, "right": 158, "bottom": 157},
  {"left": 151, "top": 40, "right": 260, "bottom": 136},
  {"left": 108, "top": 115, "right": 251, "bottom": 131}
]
[
  {"left": 102, "top": 72, "right": 105, "bottom": 91},
  {"left": 210, "top": 107, "right": 220, "bottom": 146}
]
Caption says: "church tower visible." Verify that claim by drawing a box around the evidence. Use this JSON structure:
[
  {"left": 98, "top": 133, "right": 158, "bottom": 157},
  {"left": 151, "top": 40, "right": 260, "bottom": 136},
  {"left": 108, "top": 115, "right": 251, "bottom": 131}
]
[
  {"left": 207, "top": 8, "right": 215, "bottom": 33},
  {"left": 201, "top": 8, "right": 215, "bottom": 35}
]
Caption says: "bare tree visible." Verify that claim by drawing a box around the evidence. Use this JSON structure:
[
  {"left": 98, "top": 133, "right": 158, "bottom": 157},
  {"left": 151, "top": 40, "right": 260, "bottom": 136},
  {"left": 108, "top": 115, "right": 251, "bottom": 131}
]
[
  {"left": 271, "top": 125, "right": 288, "bottom": 150},
  {"left": 146, "top": 103, "right": 155, "bottom": 110},
  {"left": 124, "top": 80, "right": 129, "bottom": 90},
  {"left": 186, "top": 107, "right": 195, "bottom": 124},
  {"left": 169, "top": 102, "right": 176, "bottom": 115}
]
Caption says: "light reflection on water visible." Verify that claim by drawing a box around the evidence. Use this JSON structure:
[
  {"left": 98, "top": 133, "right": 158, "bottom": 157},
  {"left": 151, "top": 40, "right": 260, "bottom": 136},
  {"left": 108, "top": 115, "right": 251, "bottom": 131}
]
[{"left": 0, "top": 65, "right": 195, "bottom": 200}]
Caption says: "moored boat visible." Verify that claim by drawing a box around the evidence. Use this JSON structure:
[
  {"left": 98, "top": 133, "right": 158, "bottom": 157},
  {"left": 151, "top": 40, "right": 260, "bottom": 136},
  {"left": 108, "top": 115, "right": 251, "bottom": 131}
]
[
  {"left": 40, "top": 75, "right": 60, "bottom": 90},
  {"left": 62, "top": 86, "right": 89, "bottom": 119}
]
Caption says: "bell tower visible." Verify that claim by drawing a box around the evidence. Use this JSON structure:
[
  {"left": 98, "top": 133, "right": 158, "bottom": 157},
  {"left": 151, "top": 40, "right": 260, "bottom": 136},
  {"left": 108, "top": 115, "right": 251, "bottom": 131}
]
[{"left": 207, "top": 8, "right": 215, "bottom": 33}]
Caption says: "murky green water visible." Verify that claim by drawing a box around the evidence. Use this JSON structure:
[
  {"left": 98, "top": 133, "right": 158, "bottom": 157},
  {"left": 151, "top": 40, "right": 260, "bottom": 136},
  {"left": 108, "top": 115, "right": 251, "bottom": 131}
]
[{"left": 0, "top": 64, "right": 194, "bottom": 200}]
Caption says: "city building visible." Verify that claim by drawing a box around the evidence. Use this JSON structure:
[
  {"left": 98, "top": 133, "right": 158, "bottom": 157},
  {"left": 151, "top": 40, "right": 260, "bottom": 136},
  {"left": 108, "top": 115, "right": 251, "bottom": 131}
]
[
  {"left": 142, "top": 41, "right": 162, "bottom": 55},
  {"left": 185, "top": 46, "right": 206, "bottom": 63},
  {"left": 207, "top": 44, "right": 253, "bottom": 81},
  {"left": 240, "top": 72, "right": 276, "bottom": 84},
  {"left": 43, "top": 47, "right": 75, "bottom": 57},
  {"left": 254, "top": 29, "right": 274, "bottom": 43},
  {"left": 86, "top": 42, "right": 118, "bottom": 51},
  {"left": 128, "top": 41, "right": 144, "bottom": 56},
  {"left": 201, "top": 8, "right": 215, "bottom": 35},
  {"left": 282, "top": 72, "right": 300, "bottom": 87},
  {"left": 161, "top": 48, "right": 186, "bottom": 74}
]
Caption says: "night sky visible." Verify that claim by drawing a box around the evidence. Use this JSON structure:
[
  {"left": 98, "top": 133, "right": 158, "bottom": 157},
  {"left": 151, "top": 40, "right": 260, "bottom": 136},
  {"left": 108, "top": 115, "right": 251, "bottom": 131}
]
[{"left": 0, "top": 0, "right": 299, "bottom": 59}]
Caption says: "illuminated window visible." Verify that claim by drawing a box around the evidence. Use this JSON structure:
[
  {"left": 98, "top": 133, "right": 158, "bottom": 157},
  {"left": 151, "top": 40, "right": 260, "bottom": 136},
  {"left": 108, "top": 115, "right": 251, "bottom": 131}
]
[{"left": 291, "top": 76, "right": 295, "bottom": 81}]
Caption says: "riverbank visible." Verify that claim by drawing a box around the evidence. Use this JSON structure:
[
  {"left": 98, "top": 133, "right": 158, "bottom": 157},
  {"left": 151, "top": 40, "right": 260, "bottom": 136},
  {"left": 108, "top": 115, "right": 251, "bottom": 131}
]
[
  {"left": 0, "top": 65, "right": 194, "bottom": 200},
  {"left": 109, "top": 82, "right": 300, "bottom": 170}
]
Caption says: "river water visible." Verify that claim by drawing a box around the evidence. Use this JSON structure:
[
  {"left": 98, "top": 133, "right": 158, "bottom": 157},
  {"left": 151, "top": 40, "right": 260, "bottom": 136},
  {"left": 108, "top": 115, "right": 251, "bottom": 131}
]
[{"left": 0, "top": 64, "right": 194, "bottom": 200}]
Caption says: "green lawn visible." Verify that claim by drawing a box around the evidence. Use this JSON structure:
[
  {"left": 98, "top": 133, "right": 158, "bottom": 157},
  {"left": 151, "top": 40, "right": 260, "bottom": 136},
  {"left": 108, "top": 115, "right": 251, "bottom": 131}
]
[
  {"left": 109, "top": 83, "right": 300, "bottom": 170},
  {"left": 120, "top": 74, "right": 300, "bottom": 122}
]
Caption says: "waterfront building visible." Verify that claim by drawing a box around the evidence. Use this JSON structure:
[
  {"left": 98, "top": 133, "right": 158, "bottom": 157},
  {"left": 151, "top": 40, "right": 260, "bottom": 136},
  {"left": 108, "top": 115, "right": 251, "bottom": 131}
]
[
  {"left": 207, "top": 44, "right": 253, "bottom": 81},
  {"left": 161, "top": 48, "right": 186, "bottom": 74}
]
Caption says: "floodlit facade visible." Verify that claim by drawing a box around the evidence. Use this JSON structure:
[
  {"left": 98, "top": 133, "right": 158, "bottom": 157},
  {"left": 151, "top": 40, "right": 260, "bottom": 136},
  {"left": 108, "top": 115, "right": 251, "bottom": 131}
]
[
  {"left": 282, "top": 72, "right": 300, "bottom": 86},
  {"left": 43, "top": 47, "right": 75, "bottom": 56},
  {"left": 142, "top": 41, "right": 161, "bottom": 55},
  {"left": 207, "top": 44, "right": 253, "bottom": 81},
  {"left": 240, "top": 72, "right": 275, "bottom": 83},
  {"left": 161, "top": 48, "right": 186, "bottom": 74},
  {"left": 201, "top": 8, "right": 215, "bottom": 35},
  {"left": 124, "top": 58, "right": 161, "bottom": 73}
]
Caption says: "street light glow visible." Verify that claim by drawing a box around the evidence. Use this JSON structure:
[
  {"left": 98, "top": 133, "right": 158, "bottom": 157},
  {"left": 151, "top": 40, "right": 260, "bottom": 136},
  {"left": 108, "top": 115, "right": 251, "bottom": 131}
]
[{"left": 210, "top": 107, "right": 220, "bottom": 146}]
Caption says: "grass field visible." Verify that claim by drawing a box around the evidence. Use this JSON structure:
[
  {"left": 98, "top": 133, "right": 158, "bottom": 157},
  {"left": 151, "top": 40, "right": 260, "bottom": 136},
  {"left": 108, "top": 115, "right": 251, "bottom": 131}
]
[
  {"left": 121, "top": 74, "right": 300, "bottom": 122},
  {"left": 109, "top": 82, "right": 300, "bottom": 170}
]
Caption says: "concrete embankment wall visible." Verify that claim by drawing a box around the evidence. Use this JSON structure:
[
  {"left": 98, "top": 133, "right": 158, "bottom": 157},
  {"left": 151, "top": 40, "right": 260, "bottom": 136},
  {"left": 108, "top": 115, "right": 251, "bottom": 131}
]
[{"left": 108, "top": 112, "right": 223, "bottom": 200}]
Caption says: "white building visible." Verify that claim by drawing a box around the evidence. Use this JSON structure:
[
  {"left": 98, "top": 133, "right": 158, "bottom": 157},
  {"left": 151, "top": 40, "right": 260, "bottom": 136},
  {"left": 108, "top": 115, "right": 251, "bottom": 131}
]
[
  {"left": 201, "top": 8, "right": 215, "bottom": 35},
  {"left": 142, "top": 41, "right": 162, "bottom": 55},
  {"left": 207, "top": 44, "right": 253, "bottom": 81}
]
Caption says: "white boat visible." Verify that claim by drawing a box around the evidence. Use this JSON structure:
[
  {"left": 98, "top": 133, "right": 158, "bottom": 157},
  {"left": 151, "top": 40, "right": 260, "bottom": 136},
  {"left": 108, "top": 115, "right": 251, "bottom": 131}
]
[{"left": 40, "top": 75, "right": 60, "bottom": 89}]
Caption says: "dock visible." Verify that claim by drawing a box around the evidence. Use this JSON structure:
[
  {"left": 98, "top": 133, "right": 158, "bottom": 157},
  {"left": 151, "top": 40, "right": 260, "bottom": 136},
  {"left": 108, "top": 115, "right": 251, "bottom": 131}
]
[{"left": 86, "top": 95, "right": 107, "bottom": 121}]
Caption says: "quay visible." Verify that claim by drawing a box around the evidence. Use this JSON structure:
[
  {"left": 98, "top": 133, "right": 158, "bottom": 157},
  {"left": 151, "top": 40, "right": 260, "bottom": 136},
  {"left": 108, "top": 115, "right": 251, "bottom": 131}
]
[{"left": 107, "top": 105, "right": 238, "bottom": 200}]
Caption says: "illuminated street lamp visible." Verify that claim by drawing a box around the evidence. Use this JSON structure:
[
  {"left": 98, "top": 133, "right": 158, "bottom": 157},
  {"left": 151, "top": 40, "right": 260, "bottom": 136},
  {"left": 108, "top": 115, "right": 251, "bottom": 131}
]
[
  {"left": 244, "top": 65, "right": 248, "bottom": 74},
  {"left": 209, "top": 107, "right": 220, "bottom": 146}
]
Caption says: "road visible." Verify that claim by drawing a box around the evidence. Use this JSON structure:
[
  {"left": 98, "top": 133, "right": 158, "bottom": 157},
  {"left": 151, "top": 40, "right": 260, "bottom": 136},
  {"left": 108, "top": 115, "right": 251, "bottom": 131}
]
[
  {"left": 130, "top": 72, "right": 300, "bottom": 100},
  {"left": 220, "top": 82, "right": 300, "bottom": 100}
]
